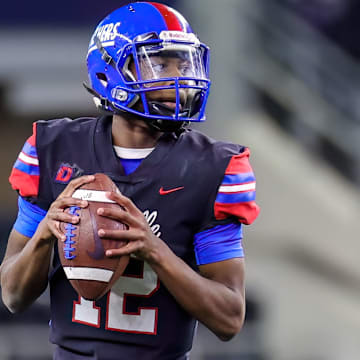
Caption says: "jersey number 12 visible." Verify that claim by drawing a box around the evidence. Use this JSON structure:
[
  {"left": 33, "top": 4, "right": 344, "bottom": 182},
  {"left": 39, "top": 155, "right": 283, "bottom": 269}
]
[{"left": 72, "top": 261, "right": 160, "bottom": 335}]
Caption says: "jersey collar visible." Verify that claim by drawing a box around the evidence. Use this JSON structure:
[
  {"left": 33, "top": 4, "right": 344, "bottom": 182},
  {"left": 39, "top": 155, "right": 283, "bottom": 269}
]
[{"left": 93, "top": 116, "right": 178, "bottom": 184}]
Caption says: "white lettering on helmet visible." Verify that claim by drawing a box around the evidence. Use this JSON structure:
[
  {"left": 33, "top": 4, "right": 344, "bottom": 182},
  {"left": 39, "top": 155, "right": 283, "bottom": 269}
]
[
  {"left": 88, "top": 22, "right": 131, "bottom": 55},
  {"left": 89, "top": 22, "right": 122, "bottom": 48},
  {"left": 111, "top": 22, "right": 121, "bottom": 40},
  {"left": 103, "top": 23, "right": 114, "bottom": 41}
]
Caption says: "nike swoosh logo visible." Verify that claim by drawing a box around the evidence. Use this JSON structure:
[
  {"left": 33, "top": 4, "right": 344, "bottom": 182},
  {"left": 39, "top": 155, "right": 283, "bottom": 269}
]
[{"left": 159, "top": 186, "right": 184, "bottom": 195}]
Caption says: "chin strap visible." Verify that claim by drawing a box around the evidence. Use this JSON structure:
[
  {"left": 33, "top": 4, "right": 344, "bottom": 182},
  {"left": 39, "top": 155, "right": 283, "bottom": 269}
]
[
  {"left": 145, "top": 101, "right": 190, "bottom": 132},
  {"left": 83, "top": 82, "right": 112, "bottom": 112},
  {"left": 146, "top": 118, "right": 189, "bottom": 133},
  {"left": 94, "top": 36, "right": 117, "bottom": 68}
]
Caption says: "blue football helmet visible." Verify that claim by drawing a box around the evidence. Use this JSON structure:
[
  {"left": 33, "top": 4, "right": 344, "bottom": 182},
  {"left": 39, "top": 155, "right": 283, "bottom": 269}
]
[{"left": 86, "top": 2, "right": 211, "bottom": 130}]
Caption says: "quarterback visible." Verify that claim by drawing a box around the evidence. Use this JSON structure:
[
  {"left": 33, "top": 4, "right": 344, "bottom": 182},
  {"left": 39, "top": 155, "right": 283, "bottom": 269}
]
[{"left": 0, "top": 2, "right": 260, "bottom": 359}]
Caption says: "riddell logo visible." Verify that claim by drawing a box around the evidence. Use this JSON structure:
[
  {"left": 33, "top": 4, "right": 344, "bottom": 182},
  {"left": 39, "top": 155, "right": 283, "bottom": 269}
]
[{"left": 159, "top": 186, "right": 184, "bottom": 195}]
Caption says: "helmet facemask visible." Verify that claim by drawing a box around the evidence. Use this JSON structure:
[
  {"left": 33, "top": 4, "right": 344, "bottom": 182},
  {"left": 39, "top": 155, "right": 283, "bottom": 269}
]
[{"left": 110, "top": 32, "right": 210, "bottom": 124}]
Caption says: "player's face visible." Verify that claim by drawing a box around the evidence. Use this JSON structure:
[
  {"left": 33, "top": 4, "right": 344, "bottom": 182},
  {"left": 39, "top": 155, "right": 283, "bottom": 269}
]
[
  {"left": 129, "top": 56, "right": 191, "bottom": 111},
  {"left": 140, "top": 55, "right": 194, "bottom": 80},
  {"left": 129, "top": 45, "right": 207, "bottom": 113},
  {"left": 134, "top": 57, "right": 191, "bottom": 110}
]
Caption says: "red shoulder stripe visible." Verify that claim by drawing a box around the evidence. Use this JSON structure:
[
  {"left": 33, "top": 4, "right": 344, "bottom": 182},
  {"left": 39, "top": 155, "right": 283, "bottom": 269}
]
[
  {"left": 214, "top": 148, "right": 260, "bottom": 224},
  {"left": 9, "top": 122, "right": 39, "bottom": 197},
  {"left": 27, "top": 122, "right": 37, "bottom": 147},
  {"left": 9, "top": 168, "right": 39, "bottom": 197},
  {"left": 225, "top": 148, "right": 252, "bottom": 174},
  {"left": 215, "top": 201, "right": 260, "bottom": 225}
]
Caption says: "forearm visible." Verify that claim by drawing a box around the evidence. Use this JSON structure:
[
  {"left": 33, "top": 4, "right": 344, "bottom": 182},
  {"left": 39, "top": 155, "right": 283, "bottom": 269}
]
[
  {"left": 97, "top": 191, "right": 246, "bottom": 339},
  {"left": 149, "top": 243, "right": 245, "bottom": 341},
  {"left": 1, "top": 176, "right": 93, "bottom": 313},
  {"left": 0, "top": 230, "right": 54, "bottom": 313}
]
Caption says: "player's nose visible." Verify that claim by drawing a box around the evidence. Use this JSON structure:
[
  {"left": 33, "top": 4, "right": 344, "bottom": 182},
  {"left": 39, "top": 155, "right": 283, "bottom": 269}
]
[
  {"left": 162, "top": 62, "right": 183, "bottom": 79},
  {"left": 165, "top": 65, "right": 191, "bottom": 87}
]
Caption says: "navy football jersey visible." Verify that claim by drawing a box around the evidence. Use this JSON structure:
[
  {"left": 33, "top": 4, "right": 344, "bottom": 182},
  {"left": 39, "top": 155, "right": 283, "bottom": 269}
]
[{"left": 9, "top": 116, "right": 259, "bottom": 359}]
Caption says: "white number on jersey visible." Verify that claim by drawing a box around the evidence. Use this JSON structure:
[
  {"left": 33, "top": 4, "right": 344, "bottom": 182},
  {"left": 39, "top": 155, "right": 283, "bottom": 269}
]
[{"left": 73, "top": 261, "right": 159, "bottom": 334}]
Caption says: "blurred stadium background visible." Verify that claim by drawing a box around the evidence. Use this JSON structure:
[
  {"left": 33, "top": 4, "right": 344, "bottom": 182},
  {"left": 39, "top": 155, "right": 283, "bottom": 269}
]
[{"left": 1, "top": 0, "right": 360, "bottom": 359}]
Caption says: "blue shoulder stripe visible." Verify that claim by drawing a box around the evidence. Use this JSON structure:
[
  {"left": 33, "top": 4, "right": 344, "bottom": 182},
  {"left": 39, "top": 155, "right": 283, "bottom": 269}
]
[
  {"left": 216, "top": 191, "right": 256, "bottom": 204},
  {"left": 14, "top": 159, "right": 40, "bottom": 176},
  {"left": 22, "top": 141, "right": 38, "bottom": 157},
  {"left": 222, "top": 172, "right": 255, "bottom": 185}
]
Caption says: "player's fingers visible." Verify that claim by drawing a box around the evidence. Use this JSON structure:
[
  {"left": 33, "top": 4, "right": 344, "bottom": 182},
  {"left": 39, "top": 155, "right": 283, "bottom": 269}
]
[
  {"left": 53, "top": 197, "right": 88, "bottom": 210},
  {"left": 98, "top": 228, "right": 141, "bottom": 242},
  {"left": 59, "top": 175, "right": 95, "bottom": 198},
  {"left": 48, "top": 208, "right": 81, "bottom": 225},
  {"left": 97, "top": 206, "right": 141, "bottom": 228},
  {"left": 105, "top": 191, "right": 142, "bottom": 216},
  {"left": 48, "top": 220, "right": 66, "bottom": 242},
  {"left": 105, "top": 241, "right": 142, "bottom": 258}
]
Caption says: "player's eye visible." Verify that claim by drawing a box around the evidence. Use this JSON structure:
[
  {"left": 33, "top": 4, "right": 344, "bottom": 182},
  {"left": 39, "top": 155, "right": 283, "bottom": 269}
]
[
  {"left": 152, "top": 63, "right": 166, "bottom": 73},
  {"left": 179, "top": 62, "right": 192, "bottom": 76}
]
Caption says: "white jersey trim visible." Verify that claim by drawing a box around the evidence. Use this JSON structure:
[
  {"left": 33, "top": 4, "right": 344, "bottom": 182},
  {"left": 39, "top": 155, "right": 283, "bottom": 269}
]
[
  {"left": 19, "top": 152, "right": 39, "bottom": 165},
  {"left": 113, "top": 146, "right": 154, "bottom": 159},
  {"left": 219, "top": 182, "right": 256, "bottom": 193}
]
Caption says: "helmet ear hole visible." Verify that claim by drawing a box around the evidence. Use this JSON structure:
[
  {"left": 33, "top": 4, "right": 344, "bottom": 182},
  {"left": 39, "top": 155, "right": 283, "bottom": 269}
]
[{"left": 96, "top": 73, "right": 108, "bottom": 87}]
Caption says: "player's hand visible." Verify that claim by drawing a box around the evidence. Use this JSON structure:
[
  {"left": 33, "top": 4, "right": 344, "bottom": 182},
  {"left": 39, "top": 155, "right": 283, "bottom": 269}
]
[
  {"left": 36, "top": 175, "right": 95, "bottom": 242},
  {"left": 97, "top": 191, "right": 163, "bottom": 264}
]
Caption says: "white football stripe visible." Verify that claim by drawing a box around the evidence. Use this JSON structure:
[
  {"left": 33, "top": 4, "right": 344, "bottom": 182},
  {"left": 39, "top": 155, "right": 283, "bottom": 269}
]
[
  {"left": 18, "top": 152, "right": 39, "bottom": 166},
  {"left": 72, "top": 189, "right": 116, "bottom": 203},
  {"left": 219, "top": 182, "right": 256, "bottom": 193},
  {"left": 63, "top": 267, "right": 113, "bottom": 282}
]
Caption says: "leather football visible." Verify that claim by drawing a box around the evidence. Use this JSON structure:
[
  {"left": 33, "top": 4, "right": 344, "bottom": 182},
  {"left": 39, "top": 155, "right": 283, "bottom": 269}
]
[{"left": 59, "top": 173, "right": 129, "bottom": 300}]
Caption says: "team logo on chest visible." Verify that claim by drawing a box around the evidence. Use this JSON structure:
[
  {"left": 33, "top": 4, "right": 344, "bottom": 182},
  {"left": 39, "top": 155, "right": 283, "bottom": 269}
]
[
  {"left": 143, "top": 210, "right": 162, "bottom": 237},
  {"left": 54, "top": 163, "right": 84, "bottom": 184}
]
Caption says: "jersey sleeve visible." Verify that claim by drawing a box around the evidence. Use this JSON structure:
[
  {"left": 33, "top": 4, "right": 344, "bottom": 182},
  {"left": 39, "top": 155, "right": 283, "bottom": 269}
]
[
  {"left": 214, "top": 148, "right": 260, "bottom": 225},
  {"left": 193, "top": 148, "right": 259, "bottom": 266},
  {"left": 9, "top": 123, "right": 40, "bottom": 198},
  {"left": 14, "top": 196, "right": 47, "bottom": 238},
  {"left": 194, "top": 223, "right": 244, "bottom": 265}
]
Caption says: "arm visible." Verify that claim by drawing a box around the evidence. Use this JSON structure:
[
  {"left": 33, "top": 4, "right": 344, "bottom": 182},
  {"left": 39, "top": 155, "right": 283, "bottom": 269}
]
[
  {"left": 0, "top": 228, "right": 55, "bottom": 313},
  {"left": 152, "top": 248, "right": 245, "bottom": 341},
  {"left": 98, "top": 191, "right": 245, "bottom": 341},
  {"left": 0, "top": 176, "right": 94, "bottom": 313}
]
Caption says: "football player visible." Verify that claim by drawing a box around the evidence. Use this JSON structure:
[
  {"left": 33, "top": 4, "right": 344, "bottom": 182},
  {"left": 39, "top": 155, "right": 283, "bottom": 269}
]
[{"left": 0, "top": 2, "right": 260, "bottom": 359}]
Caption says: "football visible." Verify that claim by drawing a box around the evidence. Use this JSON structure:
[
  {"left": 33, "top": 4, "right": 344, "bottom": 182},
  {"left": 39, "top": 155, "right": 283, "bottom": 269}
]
[{"left": 58, "top": 173, "right": 129, "bottom": 300}]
